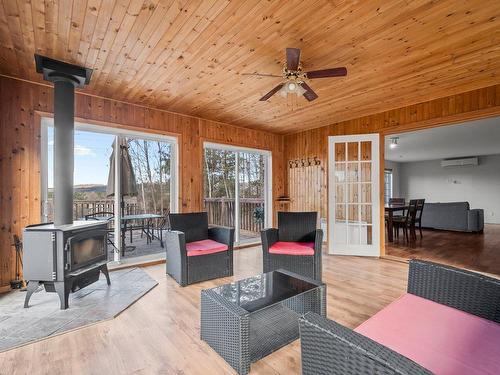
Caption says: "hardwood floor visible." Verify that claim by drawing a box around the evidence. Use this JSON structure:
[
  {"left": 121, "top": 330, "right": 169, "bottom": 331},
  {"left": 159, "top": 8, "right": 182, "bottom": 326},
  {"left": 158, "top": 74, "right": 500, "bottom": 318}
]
[
  {"left": 0, "top": 248, "right": 409, "bottom": 375},
  {"left": 386, "top": 224, "right": 500, "bottom": 276}
]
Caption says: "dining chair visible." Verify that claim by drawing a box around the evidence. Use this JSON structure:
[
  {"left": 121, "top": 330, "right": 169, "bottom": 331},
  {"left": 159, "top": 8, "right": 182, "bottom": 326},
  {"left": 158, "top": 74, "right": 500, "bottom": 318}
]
[
  {"left": 414, "top": 199, "right": 425, "bottom": 238},
  {"left": 385, "top": 198, "right": 406, "bottom": 226},
  {"left": 393, "top": 200, "right": 418, "bottom": 242}
]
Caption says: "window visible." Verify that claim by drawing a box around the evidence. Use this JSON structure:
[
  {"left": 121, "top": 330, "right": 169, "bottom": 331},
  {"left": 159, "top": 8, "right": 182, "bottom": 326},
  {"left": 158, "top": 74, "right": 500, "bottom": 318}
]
[{"left": 384, "top": 169, "right": 393, "bottom": 204}]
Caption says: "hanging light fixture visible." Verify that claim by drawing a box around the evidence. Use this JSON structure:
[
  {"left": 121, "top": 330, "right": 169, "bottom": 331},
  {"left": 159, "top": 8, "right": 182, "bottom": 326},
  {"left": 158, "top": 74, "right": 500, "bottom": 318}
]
[{"left": 389, "top": 137, "right": 399, "bottom": 149}]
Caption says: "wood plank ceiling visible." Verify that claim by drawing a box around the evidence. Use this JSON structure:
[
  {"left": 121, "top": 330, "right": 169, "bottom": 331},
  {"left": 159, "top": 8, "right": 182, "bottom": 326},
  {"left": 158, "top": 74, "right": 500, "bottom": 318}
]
[{"left": 0, "top": 0, "right": 499, "bottom": 134}]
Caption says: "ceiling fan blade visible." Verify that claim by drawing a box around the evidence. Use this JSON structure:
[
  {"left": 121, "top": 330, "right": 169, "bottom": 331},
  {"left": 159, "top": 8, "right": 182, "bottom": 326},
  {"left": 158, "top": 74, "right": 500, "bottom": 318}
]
[
  {"left": 306, "top": 67, "right": 347, "bottom": 79},
  {"left": 286, "top": 48, "right": 301, "bottom": 71},
  {"left": 241, "top": 73, "right": 282, "bottom": 78},
  {"left": 300, "top": 82, "right": 318, "bottom": 101},
  {"left": 259, "top": 83, "right": 284, "bottom": 101}
]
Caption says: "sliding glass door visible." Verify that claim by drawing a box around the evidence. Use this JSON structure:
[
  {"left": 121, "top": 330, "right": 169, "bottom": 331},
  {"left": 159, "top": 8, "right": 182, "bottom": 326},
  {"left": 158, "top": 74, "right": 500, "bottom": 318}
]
[
  {"left": 203, "top": 148, "right": 236, "bottom": 230},
  {"left": 238, "top": 152, "right": 266, "bottom": 244},
  {"left": 41, "top": 117, "right": 178, "bottom": 263},
  {"left": 203, "top": 143, "right": 271, "bottom": 245}
]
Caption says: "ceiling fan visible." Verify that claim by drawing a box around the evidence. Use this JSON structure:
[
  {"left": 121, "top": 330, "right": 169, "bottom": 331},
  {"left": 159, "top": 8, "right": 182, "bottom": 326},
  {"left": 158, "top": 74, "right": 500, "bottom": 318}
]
[{"left": 243, "top": 48, "right": 347, "bottom": 102}]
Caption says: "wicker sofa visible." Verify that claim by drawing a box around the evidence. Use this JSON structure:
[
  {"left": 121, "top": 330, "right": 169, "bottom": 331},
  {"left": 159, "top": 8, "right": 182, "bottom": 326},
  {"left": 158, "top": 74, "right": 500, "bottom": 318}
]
[
  {"left": 261, "top": 212, "right": 323, "bottom": 281},
  {"left": 299, "top": 260, "right": 500, "bottom": 374},
  {"left": 166, "top": 212, "right": 234, "bottom": 286}
]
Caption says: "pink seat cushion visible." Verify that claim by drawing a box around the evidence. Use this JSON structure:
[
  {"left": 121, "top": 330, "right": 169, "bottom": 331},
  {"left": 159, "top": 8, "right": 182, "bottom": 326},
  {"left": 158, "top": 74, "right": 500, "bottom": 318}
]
[
  {"left": 269, "top": 241, "right": 315, "bottom": 256},
  {"left": 186, "top": 239, "right": 228, "bottom": 257},
  {"left": 354, "top": 293, "right": 500, "bottom": 375}
]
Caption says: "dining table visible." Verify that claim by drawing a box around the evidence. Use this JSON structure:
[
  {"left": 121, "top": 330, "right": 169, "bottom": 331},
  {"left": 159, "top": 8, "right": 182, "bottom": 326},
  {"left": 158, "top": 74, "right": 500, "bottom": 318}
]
[{"left": 385, "top": 204, "right": 408, "bottom": 242}]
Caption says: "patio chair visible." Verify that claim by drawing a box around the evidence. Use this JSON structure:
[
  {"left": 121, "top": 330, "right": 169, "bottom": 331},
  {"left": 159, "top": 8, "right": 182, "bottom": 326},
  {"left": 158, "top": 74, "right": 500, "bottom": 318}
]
[
  {"left": 166, "top": 212, "right": 234, "bottom": 286},
  {"left": 84, "top": 211, "right": 124, "bottom": 250},
  {"left": 261, "top": 211, "right": 323, "bottom": 281}
]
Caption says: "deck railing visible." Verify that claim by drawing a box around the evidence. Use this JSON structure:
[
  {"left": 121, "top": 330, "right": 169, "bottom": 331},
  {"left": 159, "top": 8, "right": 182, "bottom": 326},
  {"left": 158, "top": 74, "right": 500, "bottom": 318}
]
[
  {"left": 47, "top": 198, "right": 264, "bottom": 234},
  {"left": 72, "top": 200, "right": 140, "bottom": 220},
  {"left": 204, "top": 197, "right": 264, "bottom": 234}
]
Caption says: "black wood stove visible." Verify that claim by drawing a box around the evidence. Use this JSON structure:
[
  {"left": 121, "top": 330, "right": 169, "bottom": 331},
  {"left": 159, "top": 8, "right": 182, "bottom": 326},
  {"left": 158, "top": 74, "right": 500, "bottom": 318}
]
[
  {"left": 23, "top": 221, "right": 110, "bottom": 309},
  {"left": 23, "top": 55, "right": 111, "bottom": 310}
]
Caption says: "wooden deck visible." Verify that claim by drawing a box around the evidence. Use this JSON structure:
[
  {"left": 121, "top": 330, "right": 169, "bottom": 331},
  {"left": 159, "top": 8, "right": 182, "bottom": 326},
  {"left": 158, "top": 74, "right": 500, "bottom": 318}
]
[
  {"left": 0, "top": 248, "right": 409, "bottom": 374},
  {"left": 115, "top": 228, "right": 260, "bottom": 264}
]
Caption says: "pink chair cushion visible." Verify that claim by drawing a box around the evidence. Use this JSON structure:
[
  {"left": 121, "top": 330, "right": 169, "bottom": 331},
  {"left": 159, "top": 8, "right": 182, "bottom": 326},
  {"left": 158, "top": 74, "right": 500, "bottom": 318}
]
[
  {"left": 186, "top": 239, "right": 228, "bottom": 257},
  {"left": 354, "top": 293, "right": 500, "bottom": 375},
  {"left": 269, "top": 241, "right": 315, "bottom": 256}
]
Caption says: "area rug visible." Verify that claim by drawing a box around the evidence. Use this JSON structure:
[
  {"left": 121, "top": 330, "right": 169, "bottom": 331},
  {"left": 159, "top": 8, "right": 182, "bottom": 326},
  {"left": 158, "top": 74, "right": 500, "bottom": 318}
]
[{"left": 0, "top": 267, "right": 157, "bottom": 352}]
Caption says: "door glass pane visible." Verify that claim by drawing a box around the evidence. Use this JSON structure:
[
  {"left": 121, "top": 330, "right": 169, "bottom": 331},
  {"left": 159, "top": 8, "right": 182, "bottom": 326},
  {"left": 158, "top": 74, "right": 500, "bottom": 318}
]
[
  {"left": 360, "top": 141, "right": 371, "bottom": 160},
  {"left": 124, "top": 137, "right": 172, "bottom": 259},
  {"left": 335, "top": 204, "right": 346, "bottom": 221},
  {"left": 347, "top": 142, "right": 359, "bottom": 161},
  {"left": 335, "top": 184, "right": 345, "bottom": 202},
  {"left": 348, "top": 204, "right": 359, "bottom": 222},
  {"left": 347, "top": 163, "right": 359, "bottom": 182},
  {"left": 46, "top": 127, "right": 115, "bottom": 222},
  {"left": 360, "top": 163, "right": 371, "bottom": 182},
  {"left": 335, "top": 143, "right": 346, "bottom": 161},
  {"left": 127, "top": 138, "right": 172, "bottom": 216},
  {"left": 203, "top": 149, "right": 236, "bottom": 230},
  {"left": 361, "top": 205, "right": 372, "bottom": 224},
  {"left": 348, "top": 184, "right": 359, "bottom": 203},
  {"left": 360, "top": 183, "right": 371, "bottom": 203},
  {"left": 238, "top": 152, "right": 266, "bottom": 244},
  {"left": 335, "top": 163, "right": 345, "bottom": 182}
]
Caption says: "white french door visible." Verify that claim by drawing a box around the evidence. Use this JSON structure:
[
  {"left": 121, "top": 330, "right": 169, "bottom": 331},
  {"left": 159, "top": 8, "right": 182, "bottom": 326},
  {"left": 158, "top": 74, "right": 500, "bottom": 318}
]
[{"left": 328, "top": 134, "right": 380, "bottom": 256}]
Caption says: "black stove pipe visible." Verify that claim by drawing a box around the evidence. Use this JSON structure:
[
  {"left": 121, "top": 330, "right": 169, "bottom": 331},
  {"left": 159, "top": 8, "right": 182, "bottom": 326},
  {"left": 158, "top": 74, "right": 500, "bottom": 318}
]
[
  {"left": 35, "top": 55, "right": 93, "bottom": 226},
  {"left": 53, "top": 79, "right": 76, "bottom": 226}
]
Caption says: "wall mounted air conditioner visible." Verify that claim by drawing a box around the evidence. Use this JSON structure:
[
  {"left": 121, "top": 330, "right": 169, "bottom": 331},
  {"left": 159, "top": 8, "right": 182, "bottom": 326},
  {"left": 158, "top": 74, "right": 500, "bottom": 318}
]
[{"left": 440, "top": 157, "right": 478, "bottom": 167}]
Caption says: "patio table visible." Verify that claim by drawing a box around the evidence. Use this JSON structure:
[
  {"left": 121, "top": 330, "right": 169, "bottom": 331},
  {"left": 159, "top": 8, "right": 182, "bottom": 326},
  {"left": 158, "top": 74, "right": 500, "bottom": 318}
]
[
  {"left": 201, "top": 269, "right": 326, "bottom": 375},
  {"left": 86, "top": 213, "right": 164, "bottom": 255}
]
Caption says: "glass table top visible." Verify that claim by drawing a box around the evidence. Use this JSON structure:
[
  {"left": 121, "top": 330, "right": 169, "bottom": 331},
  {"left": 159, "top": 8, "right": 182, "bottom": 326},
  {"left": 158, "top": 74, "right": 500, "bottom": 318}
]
[{"left": 210, "top": 270, "right": 321, "bottom": 313}]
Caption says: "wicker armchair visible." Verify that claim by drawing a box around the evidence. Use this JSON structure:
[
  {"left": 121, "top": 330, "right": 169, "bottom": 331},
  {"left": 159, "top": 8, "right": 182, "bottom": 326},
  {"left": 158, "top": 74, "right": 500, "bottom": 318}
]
[
  {"left": 261, "top": 212, "right": 322, "bottom": 281},
  {"left": 299, "top": 260, "right": 500, "bottom": 374},
  {"left": 166, "top": 212, "right": 234, "bottom": 286}
]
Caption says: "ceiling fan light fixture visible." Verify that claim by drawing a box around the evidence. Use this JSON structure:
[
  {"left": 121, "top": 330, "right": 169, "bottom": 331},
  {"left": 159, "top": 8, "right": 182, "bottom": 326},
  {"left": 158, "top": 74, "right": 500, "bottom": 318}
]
[{"left": 279, "top": 80, "right": 306, "bottom": 97}]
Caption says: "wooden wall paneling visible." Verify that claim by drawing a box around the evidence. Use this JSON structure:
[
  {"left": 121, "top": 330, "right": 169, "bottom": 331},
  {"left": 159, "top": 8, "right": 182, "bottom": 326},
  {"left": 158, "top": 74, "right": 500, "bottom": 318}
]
[
  {"left": 288, "top": 158, "right": 326, "bottom": 219},
  {"left": 0, "top": 76, "right": 285, "bottom": 289},
  {"left": 284, "top": 83, "right": 500, "bottom": 255}
]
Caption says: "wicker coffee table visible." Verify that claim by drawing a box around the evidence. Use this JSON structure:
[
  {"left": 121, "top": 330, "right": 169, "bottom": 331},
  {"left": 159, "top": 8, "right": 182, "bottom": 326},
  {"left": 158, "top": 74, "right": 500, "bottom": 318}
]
[{"left": 200, "top": 269, "right": 326, "bottom": 374}]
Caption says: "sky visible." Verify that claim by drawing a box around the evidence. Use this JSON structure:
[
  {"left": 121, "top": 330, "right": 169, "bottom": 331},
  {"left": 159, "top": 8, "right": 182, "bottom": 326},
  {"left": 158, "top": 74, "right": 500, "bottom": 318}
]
[{"left": 47, "top": 127, "right": 114, "bottom": 188}]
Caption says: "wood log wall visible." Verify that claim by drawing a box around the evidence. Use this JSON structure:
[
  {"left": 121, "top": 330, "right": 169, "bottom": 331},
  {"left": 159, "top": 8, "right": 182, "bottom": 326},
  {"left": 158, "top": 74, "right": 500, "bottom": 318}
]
[
  {"left": 285, "top": 83, "right": 500, "bottom": 238},
  {"left": 0, "top": 76, "right": 285, "bottom": 289}
]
